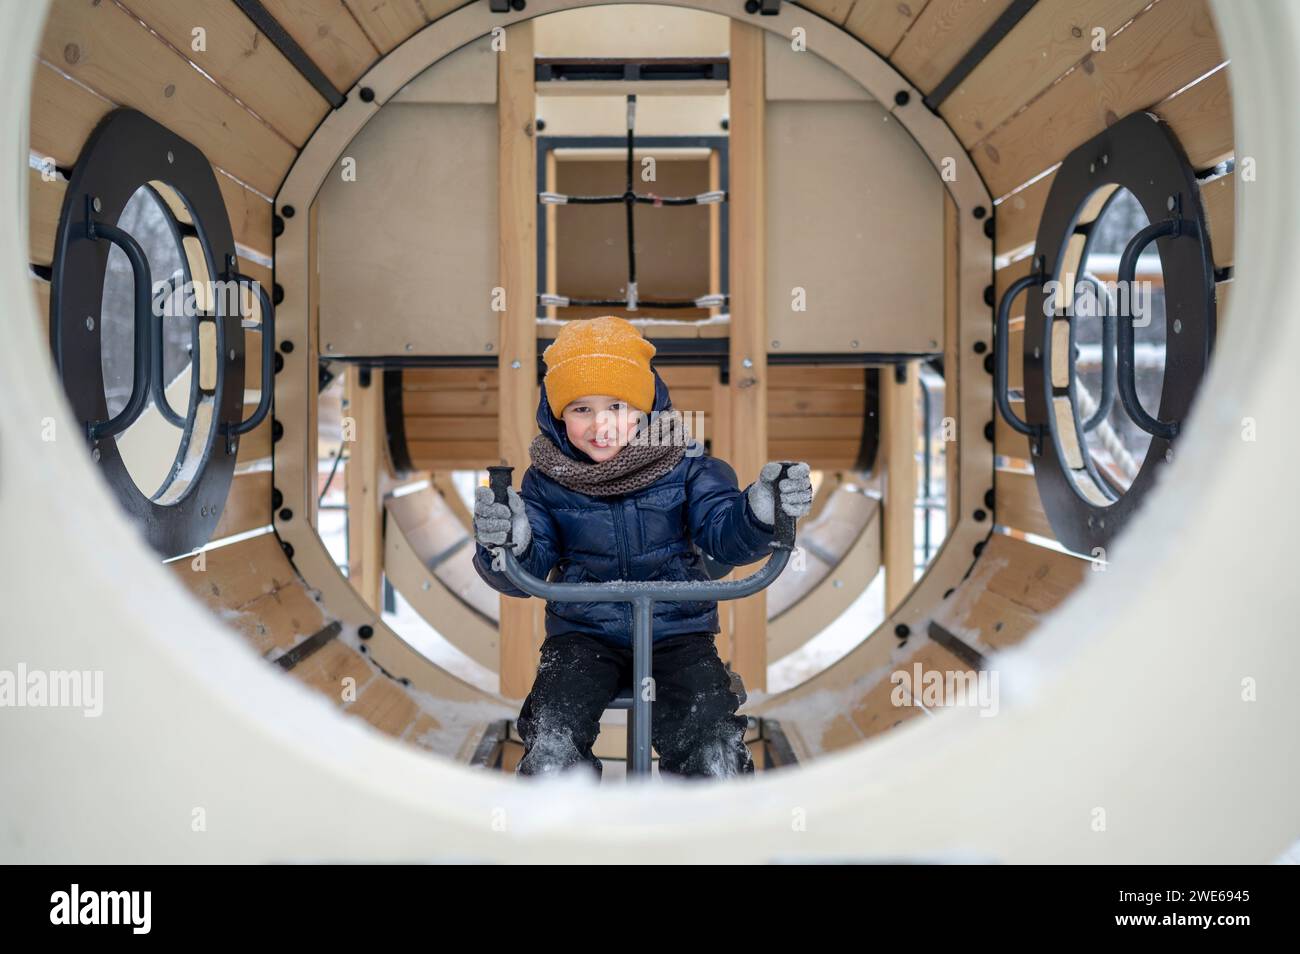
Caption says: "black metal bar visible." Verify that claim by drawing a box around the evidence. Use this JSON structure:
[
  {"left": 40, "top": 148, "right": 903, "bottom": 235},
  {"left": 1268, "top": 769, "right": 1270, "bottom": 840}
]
[
  {"left": 469, "top": 720, "right": 510, "bottom": 769},
  {"left": 1116, "top": 219, "right": 1182, "bottom": 440},
  {"left": 232, "top": 0, "right": 345, "bottom": 109},
  {"left": 923, "top": 0, "right": 1039, "bottom": 112},
  {"left": 759, "top": 718, "right": 798, "bottom": 768},
  {"left": 994, "top": 267, "right": 1043, "bottom": 439},
  {"left": 534, "top": 57, "right": 729, "bottom": 84},
  {"left": 383, "top": 368, "right": 414, "bottom": 474},
  {"left": 926, "top": 620, "right": 988, "bottom": 671},
  {"left": 85, "top": 210, "right": 153, "bottom": 441},
  {"left": 226, "top": 262, "right": 275, "bottom": 436},
  {"left": 485, "top": 462, "right": 796, "bottom": 779},
  {"left": 1073, "top": 273, "right": 1117, "bottom": 433},
  {"left": 150, "top": 272, "right": 189, "bottom": 429},
  {"left": 274, "top": 621, "right": 343, "bottom": 671}
]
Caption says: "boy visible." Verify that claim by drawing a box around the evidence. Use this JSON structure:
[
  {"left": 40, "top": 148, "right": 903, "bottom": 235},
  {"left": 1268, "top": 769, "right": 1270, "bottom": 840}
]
[{"left": 472, "top": 316, "right": 813, "bottom": 779}]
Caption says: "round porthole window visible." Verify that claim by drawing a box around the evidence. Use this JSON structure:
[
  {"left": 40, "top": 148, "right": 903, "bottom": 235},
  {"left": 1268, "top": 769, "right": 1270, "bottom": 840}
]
[
  {"left": 51, "top": 109, "right": 263, "bottom": 557},
  {"left": 1003, "top": 111, "right": 1216, "bottom": 555}
]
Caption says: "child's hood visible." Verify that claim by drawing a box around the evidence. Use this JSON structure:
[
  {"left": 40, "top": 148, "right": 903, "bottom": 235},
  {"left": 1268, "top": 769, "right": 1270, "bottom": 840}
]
[{"left": 536, "top": 364, "right": 673, "bottom": 464}]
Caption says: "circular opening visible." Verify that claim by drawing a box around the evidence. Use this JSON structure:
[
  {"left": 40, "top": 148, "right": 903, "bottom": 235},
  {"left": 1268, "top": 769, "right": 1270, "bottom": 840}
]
[
  {"left": 100, "top": 182, "right": 199, "bottom": 500},
  {"left": 1064, "top": 186, "right": 1167, "bottom": 503}
]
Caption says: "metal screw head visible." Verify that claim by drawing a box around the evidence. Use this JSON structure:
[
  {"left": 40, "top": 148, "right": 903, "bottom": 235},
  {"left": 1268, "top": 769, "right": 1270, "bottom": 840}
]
[
  {"left": 1089, "top": 162, "right": 1096, "bottom": 174},
  {"left": 166, "top": 150, "right": 174, "bottom": 164},
  {"left": 850, "top": 339, "right": 859, "bottom": 349},
  {"left": 1173, "top": 319, "right": 1182, "bottom": 334},
  {"left": 484, "top": 343, "right": 493, "bottom": 351},
  {"left": 404, "top": 343, "right": 413, "bottom": 352},
  {"left": 510, "top": 359, "right": 521, "bottom": 369},
  {"left": 771, "top": 340, "right": 780, "bottom": 349},
  {"left": 84, "top": 316, "right": 94, "bottom": 331},
  {"left": 229, "top": 348, "right": 236, "bottom": 360},
  {"left": 92, "top": 196, "right": 102, "bottom": 212},
  {"left": 742, "top": 357, "right": 753, "bottom": 368},
  {"left": 421, "top": 580, "right": 431, "bottom": 591},
  {"left": 325, "top": 342, "right": 334, "bottom": 351},
  {"left": 1167, "top": 195, "right": 1177, "bottom": 212},
  {"left": 1165, "top": 448, "right": 1174, "bottom": 463},
  {"left": 1033, "top": 346, "right": 1041, "bottom": 359},
  {"left": 1102, "top": 154, "right": 1109, "bottom": 165},
  {"left": 90, "top": 447, "right": 101, "bottom": 462},
  {"left": 832, "top": 578, "right": 843, "bottom": 588}
]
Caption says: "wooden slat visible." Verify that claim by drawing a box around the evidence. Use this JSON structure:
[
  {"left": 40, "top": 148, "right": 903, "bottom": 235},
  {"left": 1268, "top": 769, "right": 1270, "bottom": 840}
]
[
  {"left": 171, "top": 529, "right": 297, "bottom": 608},
  {"left": 941, "top": 0, "right": 1153, "bottom": 148},
  {"left": 341, "top": 0, "right": 428, "bottom": 54},
  {"left": 1214, "top": 279, "right": 1231, "bottom": 335},
  {"left": 848, "top": 640, "right": 970, "bottom": 740},
  {"left": 235, "top": 403, "right": 272, "bottom": 465},
  {"left": 30, "top": 61, "right": 273, "bottom": 258},
  {"left": 27, "top": 167, "right": 65, "bottom": 266},
  {"left": 891, "top": 0, "right": 1019, "bottom": 95},
  {"left": 39, "top": 0, "right": 296, "bottom": 195},
  {"left": 212, "top": 470, "right": 272, "bottom": 540},
  {"left": 122, "top": 0, "right": 329, "bottom": 145},
  {"left": 996, "top": 169, "right": 1055, "bottom": 258},
  {"left": 881, "top": 363, "right": 916, "bottom": 613},
  {"left": 1202, "top": 170, "right": 1235, "bottom": 269},
  {"left": 994, "top": 468, "right": 1054, "bottom": 538},
  {"left": 994, "top": 399, "right": 1031, "bottom": 463},
  {"left": 346, "top": 368, "right": 385, "bottom": 611},
  {"left": 931, "top": 532, "right": 1088, "bottom": 652},
  {"left": 843, "top": 0, "right": 928, "bottom": 58},
  {"left": 1157, "top": 64, "right": 1234, "bottom": 171},
  {"left": 975, "top": 0, "right": 1226, "bottom": 197},
  {"left": 259, "top": 0, "right": 378, "bottom": 91}
]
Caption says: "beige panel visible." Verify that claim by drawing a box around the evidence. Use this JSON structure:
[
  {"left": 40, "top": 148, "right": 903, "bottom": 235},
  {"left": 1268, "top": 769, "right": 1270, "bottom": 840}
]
[
  {"left": 766, "top": 100, "right": 944, "bottom": 353},
  {"left": 533, "top": 5, "right": 730, "bottom": 57},
  {"left": 391, "top": 34, "right": 496, "bottom": 103},
  {"left": 537, "top": 92, "right": 729, "bottom": 136},
  {"left": 764, "top": 29, "right": 870, "bottom": 101},
  {"left": 318, "top": 103, "right": 498, "bottom": 356}
]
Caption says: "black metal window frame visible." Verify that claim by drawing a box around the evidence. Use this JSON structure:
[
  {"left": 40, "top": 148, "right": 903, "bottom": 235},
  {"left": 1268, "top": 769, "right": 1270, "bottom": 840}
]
[
  {"left": 50, "top": 108, "right": 252, "bottom": 558},
  {"left": 1007, "top": 110, "right": 1216, "bottom": 554}
]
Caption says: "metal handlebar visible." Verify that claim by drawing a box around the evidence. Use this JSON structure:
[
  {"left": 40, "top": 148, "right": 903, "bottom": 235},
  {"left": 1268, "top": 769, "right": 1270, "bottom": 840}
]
[
  {"left": 225, "top": 259, "right": 275, "bottom": 437},
  {"left": 994, "top": 266, "right": 1044, "bottom": 443},
  {"left": 151, "top": 272, "right": 189, "bottom": 429},
  {"left": 484, "top": 461, "right": 799, "bottom": 778},
  {"left": 1072, "top": 272, "right": 1117, "bottom": 434},
  {"left": 1116, "top": 219, "right": 1186, "bottom": 440}
]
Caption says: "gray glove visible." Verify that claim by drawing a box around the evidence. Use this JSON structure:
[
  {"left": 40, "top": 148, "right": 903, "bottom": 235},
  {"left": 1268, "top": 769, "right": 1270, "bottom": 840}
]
[
  {"left": 746, "top": 461, "right": 813, "bottom": 527},
  {"left": 473, "top": 485, "right": 532, "bottom": 557}
]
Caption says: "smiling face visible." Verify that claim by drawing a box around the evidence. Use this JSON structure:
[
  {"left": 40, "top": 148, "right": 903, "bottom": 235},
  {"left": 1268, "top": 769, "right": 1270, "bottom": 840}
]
[{"left": 561, "top": 394, "right": 644, "bottom": 463}]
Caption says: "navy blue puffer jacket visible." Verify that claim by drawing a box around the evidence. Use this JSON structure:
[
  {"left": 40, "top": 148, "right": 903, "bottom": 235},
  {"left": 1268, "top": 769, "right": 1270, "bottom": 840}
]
[{"left": 472, "top": 367, "right": 779, "bottom": 648}]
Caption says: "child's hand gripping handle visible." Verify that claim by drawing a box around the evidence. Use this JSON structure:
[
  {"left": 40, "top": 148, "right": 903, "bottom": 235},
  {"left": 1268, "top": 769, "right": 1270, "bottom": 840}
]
[
  {"left": 764, "top": 461, "right": 799, "bottom": 550},
  {"left": 487, "top": 465, "right": 515, "bottom": 548}
]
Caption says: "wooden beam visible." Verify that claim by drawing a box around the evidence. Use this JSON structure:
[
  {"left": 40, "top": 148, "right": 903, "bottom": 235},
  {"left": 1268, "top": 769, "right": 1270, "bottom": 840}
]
[
  {"left": 345, "top": 367, "right": 385, "bottom": 611},
  {"left": 882, "top": 363, "right": 917, "bottom": 613},
  {"left": 727, "top": 19, "right": 768, "bottom": 693},
  {"left": 497, "top": 20, "right": 541, "bottom": 700}
]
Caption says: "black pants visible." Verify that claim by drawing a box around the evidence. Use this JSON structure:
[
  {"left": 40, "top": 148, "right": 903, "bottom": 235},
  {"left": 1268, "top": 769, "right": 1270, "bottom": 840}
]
[{"left": 515, "top": 631, "right": 754, "bottom": 780}]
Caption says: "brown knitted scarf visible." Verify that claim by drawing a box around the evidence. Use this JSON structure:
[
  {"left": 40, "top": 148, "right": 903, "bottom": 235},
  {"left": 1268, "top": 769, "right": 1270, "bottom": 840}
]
[{"left": 529, "top": 408, "right": 691, "bottom": 497}]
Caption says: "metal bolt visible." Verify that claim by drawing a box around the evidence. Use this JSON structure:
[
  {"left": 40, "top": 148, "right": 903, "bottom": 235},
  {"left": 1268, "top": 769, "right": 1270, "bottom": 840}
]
[
  {"left": 1167, "top": 195, "right": 1177, "bottom": 212},
  {"left": 421, "top": 580, "right": 431, "bottom": 591},
  {"left": 484, "top": 342, "right": 493, "bottom": 351},
  {"left": 1102, "top": 154, "right": 1109, "bottom": 165},
  {"left": 90, "top": 447, "right": 101, "bottom": 462},
  {"left": 1033, "top": 346, "right": 1041, "bottom": 359},
  {"left": 166, "top": 150, "right": 174, "bottom": 164},
  {"left": 404, "top": 343, "right": 413, "bottom": 352},
  {"left": 92, "top": 196, "right": 102, "bottom": 212},
  {"left": 1089, "top": 162, "right": 1096, "bottom": 174},
  {"left": 229, "top": 348, "right": 236, "bottom": 360},
  {"left": 742, "top": 357, "right": 753, "bottom": 368},
  {"left": 325, "top": 342, "right": 334, "bottom": 351},
  {"left": 832, "top": 578, "right": 843, "bottom": 588},
  {"left": 1173, "top": 319, "right": 1182, "bottom": 334},
  {"left": 84, "top": 316, "right": 94, "bottom": 331},
  {"left": 1165, "top": 448, "right": 1174, "bottom": 463},
  {"left": 771, "top": 340, "right": 780, "bottom": 349},
  {"left": 510, "top": 359, "right": 521, "bottom": 369},
  {"left": 850, "top": 339, "right": 859, "bottom": 349}
]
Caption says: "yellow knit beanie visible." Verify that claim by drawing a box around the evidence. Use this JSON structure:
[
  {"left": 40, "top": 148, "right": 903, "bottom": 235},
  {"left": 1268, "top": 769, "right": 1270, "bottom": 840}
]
[{"left": 542, "top": 316, "right": 657, "bottom": 419}]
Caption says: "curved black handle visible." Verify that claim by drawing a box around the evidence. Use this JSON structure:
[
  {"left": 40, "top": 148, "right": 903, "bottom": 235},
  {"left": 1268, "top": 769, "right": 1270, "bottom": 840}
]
[
  {"left": 85, "top": 210, "right": 153, "bottom": 441},
  {"left": 1116, "top": 220, "right": 1182, "bottom": 440},
  {"left": 1073, "top": 272, "right": 1117, "bottom": 433},
  {"left": 149, "top": 272, "right": 190, "bottom": 429},
  {"left": 766, "top": 461, "right": 799, "bottom": 551},
  {"left": 487, "top": 464, "right": 515, "bottom": 547},
  {"left": 995, "top": 268, "right": 1043, "bottom": 440},
  {"left": 227, "top": 266, "right": 275, "bottom": 436}
]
